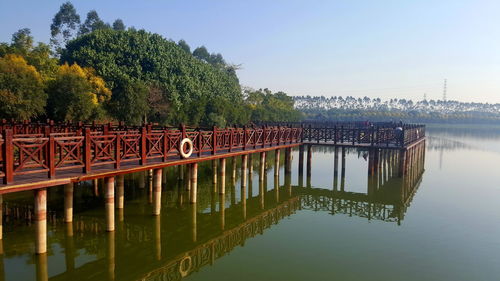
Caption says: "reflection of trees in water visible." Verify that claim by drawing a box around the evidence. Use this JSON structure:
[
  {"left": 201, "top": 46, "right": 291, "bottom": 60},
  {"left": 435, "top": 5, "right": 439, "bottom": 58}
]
[
  {"left": 427, "top": 126, "right": 500, "bottom": 140},
  {"left": 426, "top": 136, "right": 475, "bottom": 151}
]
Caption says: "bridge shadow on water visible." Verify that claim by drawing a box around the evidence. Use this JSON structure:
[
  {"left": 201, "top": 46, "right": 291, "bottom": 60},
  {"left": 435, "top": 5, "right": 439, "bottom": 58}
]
[{"left": 0, "top": 142, "right": 425, "bottom": 281}]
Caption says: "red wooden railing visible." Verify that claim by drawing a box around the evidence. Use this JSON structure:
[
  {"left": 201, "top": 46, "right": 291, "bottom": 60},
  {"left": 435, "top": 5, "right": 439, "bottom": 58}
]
[{"left": 0, "top": 123, "right": 302, "bottom": 184}]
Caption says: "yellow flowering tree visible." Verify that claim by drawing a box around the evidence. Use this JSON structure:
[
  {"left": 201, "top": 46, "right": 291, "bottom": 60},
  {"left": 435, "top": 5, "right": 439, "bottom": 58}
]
[
  {"left": 0, "top": 54, "right": 47, "bottom": 120},
  {"left": 46, "top": 63, "right": 111, "bottom": 121}
]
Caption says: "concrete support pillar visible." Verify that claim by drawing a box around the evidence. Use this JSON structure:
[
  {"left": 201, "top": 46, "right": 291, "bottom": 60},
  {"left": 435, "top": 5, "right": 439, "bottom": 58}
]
[
  {"left": 285, "top": 147, "right": 292, "bottom": 175},
  {"left": 241, "top": 154, "right": 248, "bottom": 190},
  {"left": 0, "top": 195, "right": 3, "bottom": 240},
  {"left": 275, "top": 149, "right": 280, "bottom": 177},
  {"left": 153, "top": 168, "right": 162, "bottom": 215},
  {"left": 93, "top": 179, "right": 99, "bottom": 196},
  {"left": 248, "top": 154, "right": 253, "bottom": 175},
  {"left": 298, "top": 145, "right": 304, "bottom": 176},
  {"left": 220, "top": 158, "right": 226, "bottom": 194},
  {"left": 306, "top": 145, "right": 312, "bottom": 178},
  {"left": 116, "top": 175, "right": 124, "bottom": 210},
  {"left": 155, "top": 216, "right": 161, "bottom": 260},
  {"left": 212, "top": 160, "right": 217, "bottom": 193},
  {"left": 190, "top": 203, "right": 197, "bottom": 242},
  {"left": 190, "top": 163, "right": 198, "bottom": 203},
  {"left": 259, "top": 152, "right": 266, "bottom": 182},
  {"left": 231, "top": 157, "right": 237, "bottom": 183},
  {"left": 34, "top": 188, "right": 47, "bottom": 254},
  {"left": 64, "top": 183, "right": 73, "bottom": 223},
  {"left": 341, "top": 147, "right": 346, "bottom": 191},
  {"left": 186, "top": 164, "right": 191, "bottom": 191},
  {"left": 105, "top": 177, "right": 115, "bottom": 232},
  {"left": 333, "top": 147, "right": 339, "bottom": 190},
  {"left": 241, "top": 155, "right": 247, "bottom": 219}
]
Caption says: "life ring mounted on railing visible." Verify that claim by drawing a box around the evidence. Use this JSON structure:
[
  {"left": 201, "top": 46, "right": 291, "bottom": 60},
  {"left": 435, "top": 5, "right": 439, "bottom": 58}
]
[{"left": 180, "top": 138, "right": 194, "bottom": 158}]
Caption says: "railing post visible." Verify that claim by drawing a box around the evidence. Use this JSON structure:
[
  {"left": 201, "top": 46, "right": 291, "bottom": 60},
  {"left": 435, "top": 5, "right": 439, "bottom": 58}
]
[
  {"left": 229, "top": 127, "right": 234, "bottom": 152},
  {"left": 83, "top": 128, "right": 91, "bottom": 173},
  {"left": 370, "top": 126, "right": 375, "bottom": 146},
  {"left": 48, "top": 135, "right": 55, "bottom": 178},
  {"left": 243, "top": 126, "right": 247, "bottom": 150},
  {"left": 115, "top": 133, "right": 121, "bottom": 169},
  {"left": 198, "top": 128, "right": 202, "bottom": 157},
  {"left": 141, "top": 126, "right": 147, "bottom": 165},
  {"left": 3, "top": 129, "right": 13, "bottom": 184},
  {"left": 212, "top": 126, "right": 217, "bottom": 155},
  {"left": 340, "top": 126, "right": 344, "bottom": 143},
  {"left": 262, "top": 126, "right": 266, "bottom": 148},
  {"left": 163, "top": 128, "right": 169, "bottom": 161},
  {"left": 308, "top": 124, "right": 312, "bottom": 142}
]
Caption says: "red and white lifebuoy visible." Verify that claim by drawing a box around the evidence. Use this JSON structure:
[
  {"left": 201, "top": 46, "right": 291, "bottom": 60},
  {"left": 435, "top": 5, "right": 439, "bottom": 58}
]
[{"left": 180, "top": 138, "right": 194, "bottom": 158}]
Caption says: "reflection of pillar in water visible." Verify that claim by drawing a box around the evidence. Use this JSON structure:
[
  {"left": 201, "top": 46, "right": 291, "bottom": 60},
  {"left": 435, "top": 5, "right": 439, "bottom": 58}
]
[
  {"left": 212, "top": 160, "right": 217, "bottom": 193},
  {"left": 105, "top": 177, "right": 115, "bottom": 232},
  {"left": 286, "top": 171, "right": 292, "bottom": 197},
  {"left": 153, "top": 168, "right": 162, "bottom": 215},
  {"left": 190, "top": 203, "right": 197, "bottom": 242},
  {"left": 186, "top": 164, "right": 191, "bottom": 191},
  {"left": 219, "top": 194, "right": 225, "bottom": 230},
  {"left": 190, "top": 163, "right": 197, "bottom": 203},
  {"left": 65, "top": 222, "right": 75, "bottom": 271},
  {"left": 398, "top": 149, "right": 407, "bottom": 177},
  {"left": 116, "top": 175, "right": 124, "bottom": 210},
  {"left": 107, "top": 231, "right": 115, "bottom": 281},
  {"left": 64, "top": 183, "right": 73, "bottom": 223},
  {"left": 35, "top": 188, "right": 47, "bottom": 254},
  {"left": 220, "top": 158, "right": 226, "bottom": 194},
  {"left": 275, "top": 149, "right": 280, "bottom": 177},
  {"left": 36, "top": 253, "right": 48, "bottom": 281},
  {"left": 155, "top": 215, "right": 161, "bottom": 260},
  {"left": 333, "top": 147, "right": 339, "bottom": 190},
  {"left": 274, "top": 175, "right": 279, "bottom": 203},
  {"left": 341, "top": 147, "right": 346, "bottom": 191}
]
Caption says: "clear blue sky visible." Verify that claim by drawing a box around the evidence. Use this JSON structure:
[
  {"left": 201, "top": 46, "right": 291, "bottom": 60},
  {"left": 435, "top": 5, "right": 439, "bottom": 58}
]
[{"left": 1, "top": 0, "right": 500, "bottom": 102}]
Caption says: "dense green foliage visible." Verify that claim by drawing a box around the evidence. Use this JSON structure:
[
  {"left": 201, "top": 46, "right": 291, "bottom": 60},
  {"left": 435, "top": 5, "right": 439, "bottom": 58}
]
[{"left": 61, "top": 29, "right": 246, "bottom": 126}]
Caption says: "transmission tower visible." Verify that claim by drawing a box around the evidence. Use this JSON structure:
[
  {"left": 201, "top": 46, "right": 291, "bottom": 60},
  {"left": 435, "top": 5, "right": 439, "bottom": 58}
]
[{"left": 442, "top": 79, "right": 447, "bottom": 101}]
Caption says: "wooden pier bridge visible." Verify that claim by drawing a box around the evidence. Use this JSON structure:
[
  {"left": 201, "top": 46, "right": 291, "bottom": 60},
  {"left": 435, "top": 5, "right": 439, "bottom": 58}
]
[{"left": 0, "top": 120, "right": 425, "bottom": 258}]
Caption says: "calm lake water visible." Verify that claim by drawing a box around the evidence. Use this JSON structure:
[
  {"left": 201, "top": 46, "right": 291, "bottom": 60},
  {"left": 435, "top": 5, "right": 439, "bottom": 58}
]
[{"left": 2, "top": 125, "right": 500, "bottom": 281}]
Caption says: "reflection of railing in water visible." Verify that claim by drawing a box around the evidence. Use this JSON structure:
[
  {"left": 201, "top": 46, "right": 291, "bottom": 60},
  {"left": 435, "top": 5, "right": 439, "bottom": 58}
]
[{"left": 141, "top": 197, "right": 300, "bottom": 281}]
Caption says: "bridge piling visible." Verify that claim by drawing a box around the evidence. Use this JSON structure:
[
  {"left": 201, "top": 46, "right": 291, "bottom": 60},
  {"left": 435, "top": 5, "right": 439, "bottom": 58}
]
[
  {"left": 153, "top": 168, "right": 162, "bottom": 215},
  {"left": 190, "top": 163, "right": 198, "bottom": 203},
  {"left": 275, "top": 149, "right": 280, "bottom": 177},
  {"left": 36, "top": 253, "right": 48, "bottom": 281},
  {"left": 35, "top": 188, "right": 47, "bottom": 254},
  {"left": 104, "top": 177, "right": 115, "bottom": 232},
  {"left": 116, "top": 175, "right": 124, "bottom": 210},
  {"left": 64, "top": 183, "right": 73, "bottom": 223},
  {"left": 219, "top": 158, "right": 226, "bottom": 194},
  {"left": 259, "top": 152, "right": 266, "bottom": 182}
]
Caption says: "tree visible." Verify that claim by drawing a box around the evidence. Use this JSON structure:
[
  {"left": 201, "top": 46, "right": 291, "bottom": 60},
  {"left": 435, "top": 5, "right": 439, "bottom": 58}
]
[
  {"left": 112, "top": 19, "right": 126, "bottom": 31},
  {"left": 79, "top": 10, "right": 109, "bottom": 35},
  {"left": 46, "top": 63, "right": 111, "bottom": 121},
  {"left": 105, "top": 76, "right": 148, "bottom": 124},
  {"left": 0, "top": 54, "right": 47, "bottom": 120},
  {"left": 11, "top": 28, "right": 33, "bottom": 54},
  {"left": 50, "top": 1, "right": 81, "bottom": 52},
  {"left": 192, "top": 46, "right": 210, "bottom": 62},
  {"left": 62, "top": 29, "right": 242, "bottom": 126},
  {"left": 177, "top": 39, "right": 190, "bottom": 53}
]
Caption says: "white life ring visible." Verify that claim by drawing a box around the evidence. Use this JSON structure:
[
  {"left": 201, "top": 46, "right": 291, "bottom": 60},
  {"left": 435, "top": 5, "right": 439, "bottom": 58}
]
[
  {"left": 180, "top": 138, "right": 194, "bottom": 158},
  {"left": 179, "top": 255, "right": 192, "bottom": 277}
]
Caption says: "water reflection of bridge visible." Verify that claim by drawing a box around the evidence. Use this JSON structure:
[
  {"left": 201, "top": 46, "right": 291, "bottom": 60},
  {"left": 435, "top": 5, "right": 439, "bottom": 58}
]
[{"left": 299, "top": 140, "right": 425, "bottom": 224}]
